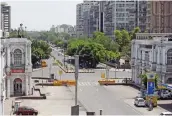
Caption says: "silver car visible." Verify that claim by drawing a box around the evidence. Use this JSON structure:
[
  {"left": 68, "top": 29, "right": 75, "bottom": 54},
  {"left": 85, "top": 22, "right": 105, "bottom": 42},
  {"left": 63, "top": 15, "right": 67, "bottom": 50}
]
[{"left": 134, "top": 97, "right": 145, "bottom": 107}]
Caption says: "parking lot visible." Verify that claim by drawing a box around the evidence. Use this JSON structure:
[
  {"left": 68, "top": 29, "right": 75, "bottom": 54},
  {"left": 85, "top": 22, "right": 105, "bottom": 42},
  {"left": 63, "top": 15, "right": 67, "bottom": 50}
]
[{"left": 104, "top": 85, "right": 172, "bottom": 115}]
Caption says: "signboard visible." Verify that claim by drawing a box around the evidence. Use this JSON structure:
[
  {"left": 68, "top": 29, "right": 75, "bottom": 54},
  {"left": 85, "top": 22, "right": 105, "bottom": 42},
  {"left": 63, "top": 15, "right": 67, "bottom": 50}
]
[
  {"left": 101, "top": 73, "right": 105, "bottom": 78},
  {"left": 11, "top": 69, "right": 25, "bottom": 73},
  {"left": 146, "top": 72, "right": 155, "bottom": 95},
  {"left": 147, "top": 81, "right": 155, "bottom": 95},
  {"left": 146, "top": 73, "right": 155, "bottom": 80}
]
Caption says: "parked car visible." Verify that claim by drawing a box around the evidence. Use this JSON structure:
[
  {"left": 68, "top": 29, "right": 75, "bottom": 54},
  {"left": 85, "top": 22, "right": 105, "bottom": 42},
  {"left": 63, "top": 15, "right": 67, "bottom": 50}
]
[
  {"left": 160, "top": 111, "right": 172, "bottom": 116},
  {"left": 134, "top": 97, "right": 145, "bottom": 107},
  {"left": 15, "top": 106, "right": 38, "bottom": 115}
]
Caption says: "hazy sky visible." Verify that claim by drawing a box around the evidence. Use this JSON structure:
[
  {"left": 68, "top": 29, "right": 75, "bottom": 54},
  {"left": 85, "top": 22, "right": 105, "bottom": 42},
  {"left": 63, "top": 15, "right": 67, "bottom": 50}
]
[{"left": 3, "top": 0, "right": 83, "bottom": 31}]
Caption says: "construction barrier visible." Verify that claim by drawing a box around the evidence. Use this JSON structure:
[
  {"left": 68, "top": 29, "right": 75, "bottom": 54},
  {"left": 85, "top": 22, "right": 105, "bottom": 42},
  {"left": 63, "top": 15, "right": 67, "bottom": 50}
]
[
  {"left": 53, "top": 80, "right": 76, "bottom": 86},
  {"left": 53, "top": 81, "right": 62, "bottom": 86},
  {"left": 98, "top": 79, "right": 116, "bottom": 85}
]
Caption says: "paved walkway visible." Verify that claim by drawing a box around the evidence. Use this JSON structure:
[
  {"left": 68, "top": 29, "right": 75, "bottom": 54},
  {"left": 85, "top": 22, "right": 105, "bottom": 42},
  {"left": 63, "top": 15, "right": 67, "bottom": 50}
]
[{"left": 4, "top": 86, "right": 86, "bottom": 115}]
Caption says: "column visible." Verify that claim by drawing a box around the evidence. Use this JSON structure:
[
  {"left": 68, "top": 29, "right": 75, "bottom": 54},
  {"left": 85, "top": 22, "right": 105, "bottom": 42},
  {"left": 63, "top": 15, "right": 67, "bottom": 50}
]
[
  {"left": 7, "top": 47, "right": 10, "bottom": 67},
  {"left": 28, "top": 44, "right": 31, "bottom": 65},
  {"left": 28, "top": 74, "right": 31, "bottom": 95},
  {"left": 25, "top": 74, "right": 28, "bottom": 96},
  {"left": 25, "top": 44, "right": 28, "bottom": 65},
  {"left": 7, "top": 79, "right": 10, "bottom": 98}
]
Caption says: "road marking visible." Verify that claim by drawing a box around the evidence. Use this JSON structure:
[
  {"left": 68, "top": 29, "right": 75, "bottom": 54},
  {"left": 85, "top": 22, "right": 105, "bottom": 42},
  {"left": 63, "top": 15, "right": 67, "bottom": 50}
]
[{"left": 78, "top": 81, "right": 99, "bottom": 86}]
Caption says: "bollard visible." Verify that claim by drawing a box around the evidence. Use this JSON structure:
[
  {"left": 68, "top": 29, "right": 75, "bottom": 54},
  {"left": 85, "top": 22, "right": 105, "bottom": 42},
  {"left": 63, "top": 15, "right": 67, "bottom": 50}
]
[{"left": 100, "top": 109, "right": 102, "bottom": 115}]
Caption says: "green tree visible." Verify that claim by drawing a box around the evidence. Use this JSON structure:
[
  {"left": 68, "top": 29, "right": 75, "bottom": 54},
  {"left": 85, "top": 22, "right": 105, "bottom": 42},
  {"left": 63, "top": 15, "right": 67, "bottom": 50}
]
[{"left": 130, "top": 27, "right": 141, "bottom": 40}]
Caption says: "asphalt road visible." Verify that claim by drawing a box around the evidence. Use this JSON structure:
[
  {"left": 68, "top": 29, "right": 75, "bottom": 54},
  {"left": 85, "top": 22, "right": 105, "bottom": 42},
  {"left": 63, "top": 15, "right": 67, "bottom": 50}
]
[{"left": 47, "top": 48, "right": 142, "bottom": 115}]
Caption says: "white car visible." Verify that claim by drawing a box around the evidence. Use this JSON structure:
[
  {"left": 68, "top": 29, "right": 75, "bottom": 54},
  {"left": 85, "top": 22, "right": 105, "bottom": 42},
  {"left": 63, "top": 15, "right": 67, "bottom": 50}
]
[
  {"left": 134, "top": 97, "right": 145, "bottom": 107},
  {"left": 160, "top": 112, "right": 172, "bottom": 116}
]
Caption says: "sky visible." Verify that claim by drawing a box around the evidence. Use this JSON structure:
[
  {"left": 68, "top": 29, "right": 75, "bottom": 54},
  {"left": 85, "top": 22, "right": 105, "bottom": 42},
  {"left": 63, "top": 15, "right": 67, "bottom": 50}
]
[{"left": 2, "top": 0, "right": 83, "bottom": 31}]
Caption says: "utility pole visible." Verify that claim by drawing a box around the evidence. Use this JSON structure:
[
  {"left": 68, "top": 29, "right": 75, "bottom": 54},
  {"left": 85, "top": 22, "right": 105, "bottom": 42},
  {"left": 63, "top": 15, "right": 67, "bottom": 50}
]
[{"left": 75, "top": 55, "right": 79, "bottom": 106}]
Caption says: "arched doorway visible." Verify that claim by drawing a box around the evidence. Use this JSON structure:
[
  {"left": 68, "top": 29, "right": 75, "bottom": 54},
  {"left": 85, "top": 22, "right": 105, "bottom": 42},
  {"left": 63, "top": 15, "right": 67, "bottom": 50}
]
[{"left": 14, "top": 78, "right": 22, "bottom": 95}]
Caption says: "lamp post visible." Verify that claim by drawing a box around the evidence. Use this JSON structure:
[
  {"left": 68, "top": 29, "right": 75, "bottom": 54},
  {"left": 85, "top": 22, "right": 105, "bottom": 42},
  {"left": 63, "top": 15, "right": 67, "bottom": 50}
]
[{"left": 75, "top": 55, "right": 79, "bottom": 106}]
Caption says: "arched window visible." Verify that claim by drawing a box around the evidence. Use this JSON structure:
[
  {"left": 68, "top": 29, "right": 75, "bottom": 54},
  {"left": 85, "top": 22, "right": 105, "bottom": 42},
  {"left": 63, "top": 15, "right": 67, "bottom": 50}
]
[
  {"left": 14, "top": 49, "right": 22, "bottom": 66},
  {"left": 167, "top": 49, "right": 172, "bottom": 65}
]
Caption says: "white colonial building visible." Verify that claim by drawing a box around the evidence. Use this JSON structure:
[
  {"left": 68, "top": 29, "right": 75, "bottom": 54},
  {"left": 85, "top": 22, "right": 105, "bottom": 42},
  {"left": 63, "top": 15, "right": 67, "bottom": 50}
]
[
  {"left": 1, "top": 38, "right": 32, "bottom": 97},
  {"left": 0, "top": 42, "right": 6, "bottom": 115},
  {"left": 131, "top": 33, "right": 172, "bottom": 85}
]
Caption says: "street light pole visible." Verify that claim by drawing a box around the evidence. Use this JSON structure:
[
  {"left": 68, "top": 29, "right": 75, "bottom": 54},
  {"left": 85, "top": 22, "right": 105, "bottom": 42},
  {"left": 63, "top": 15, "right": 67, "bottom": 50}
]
[{"left": 75, "top": 55, "right": 79, "bottom": 106}]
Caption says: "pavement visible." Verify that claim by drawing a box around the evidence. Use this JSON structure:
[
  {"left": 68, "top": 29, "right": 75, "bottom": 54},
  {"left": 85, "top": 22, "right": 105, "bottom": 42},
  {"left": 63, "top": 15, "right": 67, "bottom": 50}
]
[
  {"left": 4, "top": 57, "right": 87, "bottom": 115},
  {"left": 4, "top": 86, "right": 86, "bottom": 115},
  {"left": 51, "top": 47, "right": 172, "bottom": 115}
]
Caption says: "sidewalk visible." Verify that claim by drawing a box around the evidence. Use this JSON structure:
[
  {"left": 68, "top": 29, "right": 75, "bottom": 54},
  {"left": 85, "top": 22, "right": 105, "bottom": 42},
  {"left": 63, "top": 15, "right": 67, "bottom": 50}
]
[{"left": 4, "top": 86, "right": 86, "bottom": 115}]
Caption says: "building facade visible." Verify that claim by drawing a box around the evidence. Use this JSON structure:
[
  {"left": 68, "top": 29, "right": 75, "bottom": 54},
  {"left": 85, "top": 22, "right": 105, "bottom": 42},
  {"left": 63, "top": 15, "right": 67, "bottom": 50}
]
[
  {"left": 0, "top": 36, "right": 6, "bottom": 116},
  {"left": 1, "top": 2, "right": 11, "bottom": 32},
  {"left": 1, "top": 38, "right": 32, "bottom": 97},
  {"left": 146, "top": 1, "right": 172, "bottom": 33},
  {"left": 131, "top": 33, "right": 172, "bottom": 85}
]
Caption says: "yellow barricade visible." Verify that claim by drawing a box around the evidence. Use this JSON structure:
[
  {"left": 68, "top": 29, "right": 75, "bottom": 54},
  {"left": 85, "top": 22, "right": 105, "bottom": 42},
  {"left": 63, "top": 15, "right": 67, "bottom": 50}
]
[
  {"left": 67, "top": 80, "right": 76, "bottom": 86},
  {"left": 98, "top": 79, "right": 115, "bottom": 85},
  {"left": 53, "top": 81, "right": 62, "bottom": 86},
  {"left": 53, "top": 80, "right": 76, "bottom": 86}
]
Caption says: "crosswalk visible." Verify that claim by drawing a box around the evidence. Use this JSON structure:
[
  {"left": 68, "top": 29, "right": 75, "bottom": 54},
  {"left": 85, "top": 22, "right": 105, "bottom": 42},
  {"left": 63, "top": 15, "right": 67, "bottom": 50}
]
[{"left": 78, "top": 81, "right": 99, "bottom": 86}]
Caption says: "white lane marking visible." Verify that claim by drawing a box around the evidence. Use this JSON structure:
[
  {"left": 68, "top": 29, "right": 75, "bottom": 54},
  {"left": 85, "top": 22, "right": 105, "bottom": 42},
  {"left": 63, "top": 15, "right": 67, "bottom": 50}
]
[{"left": 78, "top": 81, "right": 99, "bottom": 86}]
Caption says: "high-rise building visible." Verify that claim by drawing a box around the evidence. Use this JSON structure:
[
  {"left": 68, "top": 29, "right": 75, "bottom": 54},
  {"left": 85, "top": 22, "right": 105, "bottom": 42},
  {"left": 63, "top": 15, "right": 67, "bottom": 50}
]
[
  {"left": 1, "top": 2, "right": 11, "bottom": 32},
  {"left": 146, "top": 1, "right": 172, "bottom": 33},
  {"left": 76, "top": 1, "right": 97, "bottom": 37},
  {"left": 136, "top": 0, "right": 147, "bottom": 32},
  {"left": 76, "top": 0, "right": 147, "bottom": 38}
]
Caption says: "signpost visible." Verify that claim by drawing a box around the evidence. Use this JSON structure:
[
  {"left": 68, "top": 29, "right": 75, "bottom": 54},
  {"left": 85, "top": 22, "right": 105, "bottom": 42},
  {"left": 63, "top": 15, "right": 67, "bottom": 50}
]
[{"left": 75, "top": 55, "right": 79, "bottom": 106}]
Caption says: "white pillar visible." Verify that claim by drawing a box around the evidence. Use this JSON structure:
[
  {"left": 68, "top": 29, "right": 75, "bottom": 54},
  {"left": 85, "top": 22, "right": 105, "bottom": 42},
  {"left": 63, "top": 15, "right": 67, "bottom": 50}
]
[
  {"left": 7, "top": 47, "right": 10, "bottom": 67},
  {"left": 7, "top": 79, "right": 10, "bottom": 98},
  {"left": 28, "top": 73, "right": 31, "bottom": 95},
  {"left": 25, "top": 44, "right": 28, "bottom": 65},
  {"left": 29, "top": 45, "right": 31, "bottom": 65},
  {"left": 25, "top": 75, "right": 28, "bottom": 96}
]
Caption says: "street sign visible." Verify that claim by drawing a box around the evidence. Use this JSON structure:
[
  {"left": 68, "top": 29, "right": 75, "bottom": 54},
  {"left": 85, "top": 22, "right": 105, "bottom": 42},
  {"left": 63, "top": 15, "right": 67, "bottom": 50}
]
[
  {"left": 101, "top": 73, "right": 105, "bottom": 78},
  {"left": 147, "top": 81, "right": 155, "bottom": 95}
]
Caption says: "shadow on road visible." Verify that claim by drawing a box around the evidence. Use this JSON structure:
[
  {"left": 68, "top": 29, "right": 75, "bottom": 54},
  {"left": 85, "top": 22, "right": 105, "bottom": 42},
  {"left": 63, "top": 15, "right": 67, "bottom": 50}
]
[{"left": 158, "top": 103, "right": 172, "bottom": 112}]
